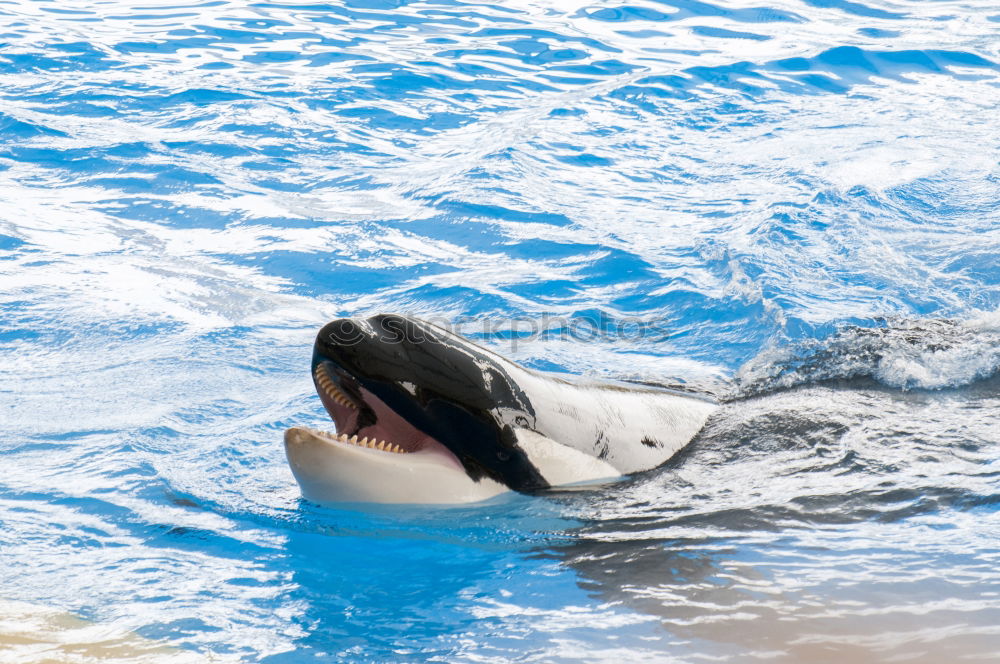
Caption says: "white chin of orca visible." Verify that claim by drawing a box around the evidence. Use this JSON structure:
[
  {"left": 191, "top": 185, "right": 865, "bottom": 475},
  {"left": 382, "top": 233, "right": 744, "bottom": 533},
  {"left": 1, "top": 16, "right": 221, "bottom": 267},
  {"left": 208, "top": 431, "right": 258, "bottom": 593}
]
[{"left": 284, "top": 426, "right": 509, "bottom": 505}]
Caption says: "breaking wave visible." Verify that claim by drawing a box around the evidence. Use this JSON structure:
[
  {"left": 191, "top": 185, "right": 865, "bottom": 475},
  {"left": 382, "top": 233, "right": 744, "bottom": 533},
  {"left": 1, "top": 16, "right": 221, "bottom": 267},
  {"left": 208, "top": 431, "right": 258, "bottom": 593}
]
[{"left": 734, "top": 312, "right": 1000, "bottom": 396}]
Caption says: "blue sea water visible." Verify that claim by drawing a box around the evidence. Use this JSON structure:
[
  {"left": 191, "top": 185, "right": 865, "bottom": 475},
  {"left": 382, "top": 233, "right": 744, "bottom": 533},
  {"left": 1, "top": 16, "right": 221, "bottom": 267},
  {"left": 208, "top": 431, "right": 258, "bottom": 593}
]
[{"left": 1, "top": 0, "right": 999, "bottom": 661}]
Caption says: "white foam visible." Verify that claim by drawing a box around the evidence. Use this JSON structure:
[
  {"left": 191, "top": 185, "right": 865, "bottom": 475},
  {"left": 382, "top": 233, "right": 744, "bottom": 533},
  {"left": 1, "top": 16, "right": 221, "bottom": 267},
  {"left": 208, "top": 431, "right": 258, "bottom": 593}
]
[{"left": 736, "top": 312, "right": 1000, "bottom": 394}]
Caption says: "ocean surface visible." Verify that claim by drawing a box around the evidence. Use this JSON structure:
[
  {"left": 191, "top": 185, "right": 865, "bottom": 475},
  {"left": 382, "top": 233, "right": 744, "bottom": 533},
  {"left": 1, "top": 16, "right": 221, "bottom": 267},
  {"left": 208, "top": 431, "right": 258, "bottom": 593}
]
[{"left": 1, "top": 0, "right": 998, "bottom": 661}]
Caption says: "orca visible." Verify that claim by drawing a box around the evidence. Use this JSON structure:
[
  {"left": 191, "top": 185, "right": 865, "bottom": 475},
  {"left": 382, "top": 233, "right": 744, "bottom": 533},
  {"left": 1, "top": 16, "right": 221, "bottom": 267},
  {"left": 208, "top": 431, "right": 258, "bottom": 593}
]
[{"left": 284, "top": 314, "right": 717, "bottom": 504}]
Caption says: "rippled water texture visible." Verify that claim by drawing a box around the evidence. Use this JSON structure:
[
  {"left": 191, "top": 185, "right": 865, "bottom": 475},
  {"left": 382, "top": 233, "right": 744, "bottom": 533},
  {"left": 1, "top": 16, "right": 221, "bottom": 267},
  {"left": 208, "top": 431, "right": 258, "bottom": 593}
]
[{"left": 1, "top": 0, "right": 999, "bottom": 661}]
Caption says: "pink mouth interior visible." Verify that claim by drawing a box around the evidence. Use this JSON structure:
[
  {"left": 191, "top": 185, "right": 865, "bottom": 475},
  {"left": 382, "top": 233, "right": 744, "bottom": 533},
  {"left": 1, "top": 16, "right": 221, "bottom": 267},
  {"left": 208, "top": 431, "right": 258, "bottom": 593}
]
[{"left": 314, "top": 364, "right": 463, "bottom": 468}]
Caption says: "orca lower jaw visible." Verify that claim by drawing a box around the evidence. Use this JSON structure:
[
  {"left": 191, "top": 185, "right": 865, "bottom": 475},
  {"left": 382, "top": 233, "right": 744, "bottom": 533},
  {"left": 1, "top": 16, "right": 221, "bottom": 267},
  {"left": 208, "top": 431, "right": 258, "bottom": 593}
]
[{"left": 282, "top": 361, "right": 510, "bottom": 505}]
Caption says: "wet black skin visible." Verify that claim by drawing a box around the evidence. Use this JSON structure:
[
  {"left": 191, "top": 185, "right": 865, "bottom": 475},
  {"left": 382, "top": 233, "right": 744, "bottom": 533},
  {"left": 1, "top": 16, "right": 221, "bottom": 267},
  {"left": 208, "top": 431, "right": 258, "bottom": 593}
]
[{"left": 312, "top": 314, "right": 550, "bottom": 493}]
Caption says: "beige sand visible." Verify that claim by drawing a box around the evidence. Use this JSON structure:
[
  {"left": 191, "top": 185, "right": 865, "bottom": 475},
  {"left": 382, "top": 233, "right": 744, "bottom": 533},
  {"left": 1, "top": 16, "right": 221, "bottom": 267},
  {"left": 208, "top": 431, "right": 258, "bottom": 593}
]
[{"left": 0, "top": 600, "right": 207, "bottom": 664}]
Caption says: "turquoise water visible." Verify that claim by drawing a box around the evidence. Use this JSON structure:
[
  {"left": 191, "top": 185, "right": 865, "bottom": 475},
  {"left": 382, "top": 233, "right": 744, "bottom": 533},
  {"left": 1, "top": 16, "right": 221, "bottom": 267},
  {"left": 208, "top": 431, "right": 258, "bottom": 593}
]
[{"left": 1, "top": 0, "right": 999, "bottom": 661}]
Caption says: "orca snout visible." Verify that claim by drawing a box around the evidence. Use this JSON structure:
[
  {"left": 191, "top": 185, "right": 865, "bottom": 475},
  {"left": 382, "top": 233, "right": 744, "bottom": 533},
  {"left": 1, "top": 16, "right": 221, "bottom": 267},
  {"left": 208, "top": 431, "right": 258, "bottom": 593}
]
[{"left": 318, "top": 318, "right": 367, "bottom": 350}]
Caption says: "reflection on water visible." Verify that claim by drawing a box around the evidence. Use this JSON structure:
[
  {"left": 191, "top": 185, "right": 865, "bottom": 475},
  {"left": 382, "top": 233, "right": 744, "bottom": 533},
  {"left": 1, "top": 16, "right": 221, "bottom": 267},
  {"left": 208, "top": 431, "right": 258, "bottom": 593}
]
[
  {"left": 550, "top": 375, "right": 1000, "bottom": 662},
  {"left": 1, "top": 0, "right": 999, "bottom": 660}
]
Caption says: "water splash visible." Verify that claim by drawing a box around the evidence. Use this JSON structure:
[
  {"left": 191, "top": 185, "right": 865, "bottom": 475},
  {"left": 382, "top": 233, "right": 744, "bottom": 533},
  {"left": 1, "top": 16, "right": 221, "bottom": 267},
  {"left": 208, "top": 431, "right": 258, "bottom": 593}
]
[{"left": 735, "top": 314, "right": 1000, "bottom": 394}]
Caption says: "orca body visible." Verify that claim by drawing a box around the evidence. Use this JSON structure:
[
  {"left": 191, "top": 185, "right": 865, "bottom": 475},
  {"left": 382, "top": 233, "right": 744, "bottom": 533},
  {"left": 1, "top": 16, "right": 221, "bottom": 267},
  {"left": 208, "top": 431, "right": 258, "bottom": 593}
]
[{"left": 284, "top": 314, "right": 717, "bottom": 504}]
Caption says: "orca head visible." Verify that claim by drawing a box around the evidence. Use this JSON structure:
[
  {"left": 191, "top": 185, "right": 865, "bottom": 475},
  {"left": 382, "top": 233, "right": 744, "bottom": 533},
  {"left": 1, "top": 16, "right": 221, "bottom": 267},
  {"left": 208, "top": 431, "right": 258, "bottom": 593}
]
[{"left": 285, "top": 313, "right": 558, "bottom": 504}]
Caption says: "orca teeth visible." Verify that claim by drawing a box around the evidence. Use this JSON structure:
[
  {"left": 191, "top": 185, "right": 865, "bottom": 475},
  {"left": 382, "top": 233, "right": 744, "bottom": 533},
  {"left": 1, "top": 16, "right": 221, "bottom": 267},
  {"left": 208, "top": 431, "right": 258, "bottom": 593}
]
[
  {"left": 310, "top": 366, "right": 405, "bottom": 454},
  {"left": 314, "top": 365, "right": 357, "bottom": 410},
  {"left": 316, "top": 429, "right": 408, "bottom": 454}
]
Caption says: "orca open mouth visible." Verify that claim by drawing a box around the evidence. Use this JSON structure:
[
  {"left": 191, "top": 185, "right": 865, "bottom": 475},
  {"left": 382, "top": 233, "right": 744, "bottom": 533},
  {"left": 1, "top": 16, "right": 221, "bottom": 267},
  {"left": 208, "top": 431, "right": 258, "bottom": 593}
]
[{"left": 307, "top": 360, "right": 462, "bottom": 466}]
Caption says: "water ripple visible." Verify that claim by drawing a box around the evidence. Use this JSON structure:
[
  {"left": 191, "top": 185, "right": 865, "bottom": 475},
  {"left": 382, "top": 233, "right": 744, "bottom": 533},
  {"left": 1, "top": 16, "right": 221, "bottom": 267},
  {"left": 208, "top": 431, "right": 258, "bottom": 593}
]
[{"left": 1, "top": 0, "right": 999, "bottom": 661}]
